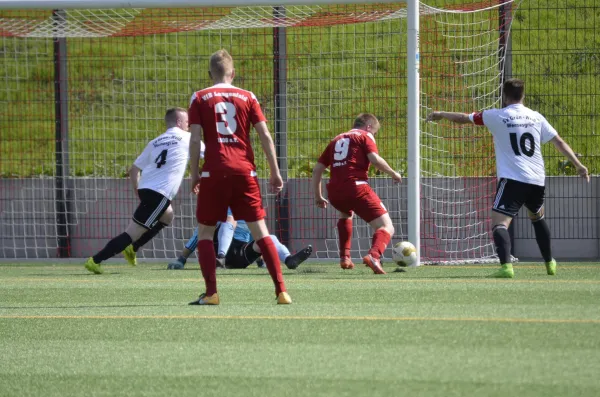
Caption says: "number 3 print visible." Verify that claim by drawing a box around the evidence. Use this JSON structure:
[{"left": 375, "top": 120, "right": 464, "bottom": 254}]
[{"left": 215, "top": 102, "right": 237, "bottom": 135}]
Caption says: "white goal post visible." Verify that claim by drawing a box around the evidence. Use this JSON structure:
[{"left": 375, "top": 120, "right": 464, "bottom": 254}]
[{"left": 0, "top": 0, "right": 515, "bottom": 264}]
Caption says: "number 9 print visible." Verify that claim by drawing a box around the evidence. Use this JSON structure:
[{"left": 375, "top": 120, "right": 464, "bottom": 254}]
[{"left": 334, "top": 138, "right": 350, "bottom": 160}]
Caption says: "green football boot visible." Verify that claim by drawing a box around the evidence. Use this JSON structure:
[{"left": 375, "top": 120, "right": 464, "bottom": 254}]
[
  {"left": 545, "top": 259, "right": 556, "bottom": 276},
  {"left": 123, "top": 244, "right": 137, "bottom": 267},
  {"left": 489, "top": 263, "right": 514, "bottom": 279},
  {"left": 84, "top": 257, "right": 103, "bottom": 274}
]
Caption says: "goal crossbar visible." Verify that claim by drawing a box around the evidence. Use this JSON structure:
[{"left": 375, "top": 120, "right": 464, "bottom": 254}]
[{"left": 0, "top": 0, "right": 405, "bottom": 10}]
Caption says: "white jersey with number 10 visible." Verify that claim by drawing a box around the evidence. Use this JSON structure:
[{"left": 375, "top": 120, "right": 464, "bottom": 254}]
[
  {"left": 134, "top": 127, "right": 204, "bottom": 200},
  {"left": 470, "top": 103, "right": 558, "bottom": 187}
]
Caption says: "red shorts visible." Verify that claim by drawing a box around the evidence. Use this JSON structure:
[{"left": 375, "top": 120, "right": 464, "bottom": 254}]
[
  {"left": 196, "top": 172, "right": 266, "bottom": 226},
  {"left": 327, "top": 182, "right": 387, "bottom": 223}
]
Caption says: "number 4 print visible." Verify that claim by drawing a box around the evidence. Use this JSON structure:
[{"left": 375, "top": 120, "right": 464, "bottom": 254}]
[{"left": 154, "top": 149, "right": 167, "bottom": 168}]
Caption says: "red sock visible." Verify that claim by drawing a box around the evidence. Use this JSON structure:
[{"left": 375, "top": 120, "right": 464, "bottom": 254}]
[
  {"left": 256, "top": 236, "right": 286, "bottom": 295},
  {"left": 369, "top": 229, "right": 391, "bottom": 260},
  {"left": 337, "top": 218, "right": 352, "bottom": 258},
  {"left": 197, "top": 239, "right": 217, "bottom": 295}
]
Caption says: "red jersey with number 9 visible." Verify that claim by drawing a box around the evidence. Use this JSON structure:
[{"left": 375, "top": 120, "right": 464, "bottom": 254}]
[
  {"left": 188, "top": 83, "right": 267, "bottom": 175},
  {"left": 318, "top": 129, "right": 379, "bottom": 186}
]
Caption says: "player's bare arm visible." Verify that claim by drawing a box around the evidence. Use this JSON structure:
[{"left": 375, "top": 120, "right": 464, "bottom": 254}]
[
  {"left": 254, "top": 121, "right": 283, "bottom": 193},
  {"left": 189, "top": 124, "right": 203, "bottom": 193},
  {"left": 426, "top": 111, "right": 472, "bottom": 124},
  {"left": 550, "top": 135, "right": 589, "bottom": 182},
  {"left": 311, "top": 162, "right": 329, "bottom": 208},
  {"left": 366, "top": 152, "right": 402, "bottom": 183},
  {"left": 129, "top": 164, "right": 141, "bottom": 196}
]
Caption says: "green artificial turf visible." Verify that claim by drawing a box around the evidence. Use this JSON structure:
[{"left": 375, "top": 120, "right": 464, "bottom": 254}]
[{"left": 0, "top": 261, "right": 599, "bottom": 397}]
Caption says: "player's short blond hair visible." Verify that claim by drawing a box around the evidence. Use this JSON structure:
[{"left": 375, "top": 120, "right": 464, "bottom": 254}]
[
  {"left": 353, "top": 113, "right": 379, "bottom": 130},
  {"left": 210, "top": 49, "right": 234, "bottom": 80},
  {"left": 164, "top": 107, "right": 187, "bottom": 126}
]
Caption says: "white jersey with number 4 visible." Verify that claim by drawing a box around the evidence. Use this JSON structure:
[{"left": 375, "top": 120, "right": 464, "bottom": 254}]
[
  {"left": 134, "top": 127, "right": 204, "bottom": 200},
  {"left": 470, "top": 104, "right": 557, "bottom": 186}
]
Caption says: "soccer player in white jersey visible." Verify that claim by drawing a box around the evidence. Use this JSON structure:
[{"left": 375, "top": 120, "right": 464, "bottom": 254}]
[
  {"left": 85, "top": 108, "right": 197, "bottom": 274},
  {"left": 427, "top": 78, "right": 589, "bottom": 278}
]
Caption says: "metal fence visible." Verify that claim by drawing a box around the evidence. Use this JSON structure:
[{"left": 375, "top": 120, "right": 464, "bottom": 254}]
[
  {"left": 508, "top": 0, "right": 599, "bottom": 245},
  {"left": 0, "top": 1, "right": 599, "bottom": 260}
]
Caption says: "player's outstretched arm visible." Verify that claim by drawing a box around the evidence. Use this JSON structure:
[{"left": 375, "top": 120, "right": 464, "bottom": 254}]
[
  {"left": 254, "top": 121, "right": 283, "bottom": 193},
  {"left": 311, "top": 162, "right": 329, "bottom": 208},
  {"left": 550, "top": 136, "right": 590, "bottom": 182},
  {"left": 367, "top": 152, "right": 402, "bottom": 183},
  {"left": 129, "top": 164, "right": 141, "bottom": 197},
  {"left": 426, "top": 111, "right": 472, "bottom": 124},
  {"left": 189, "top": 124, "right": 203, "bottom": 193}
]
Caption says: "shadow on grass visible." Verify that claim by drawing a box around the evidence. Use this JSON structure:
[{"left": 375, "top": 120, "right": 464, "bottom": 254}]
[
  {"left": 29, "top": 272, "right": 122, "bottom": 276},
  {"left": 150, "top": 268, "right": 274, "bottom": 276},
  {"left": 0, "top": 303, "right": 181, "bottom": 310},
  {"left": 407, "top": 275, "right": 490, "bottom": 279},
  {"left": 296, "top": 267, "right": 328, "bottom": 274},
  {"left": 311, "top": 273, "right": 489, "bottom": 280}
]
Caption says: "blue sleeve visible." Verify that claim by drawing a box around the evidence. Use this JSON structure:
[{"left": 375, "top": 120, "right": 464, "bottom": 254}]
[{"left": 184, "top": 227, "right": 199, "bottom": 251}]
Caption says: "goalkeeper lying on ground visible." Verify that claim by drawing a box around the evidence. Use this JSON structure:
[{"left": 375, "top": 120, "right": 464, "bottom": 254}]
[{"left": 167, "top": 213, "right": 312, "bottom": 270}]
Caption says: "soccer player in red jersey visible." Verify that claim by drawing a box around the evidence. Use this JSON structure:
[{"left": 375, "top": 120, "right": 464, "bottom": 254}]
[
  {"left": 187, "top": 49, "right": 290, "bottom": 305},
  {"left": 312, "top": 114, "right": 402, "bottom": 274}
]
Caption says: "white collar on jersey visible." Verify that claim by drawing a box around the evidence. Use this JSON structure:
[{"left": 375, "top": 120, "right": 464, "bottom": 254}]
[
  {"left": 165, "top": 127, "right": 187, "bottom": 134},
  {"left": 211, "top": 83, "right": 236, "bottom": 89}
]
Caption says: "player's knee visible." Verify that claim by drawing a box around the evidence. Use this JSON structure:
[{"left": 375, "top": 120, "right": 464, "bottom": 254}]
[
  {"left": 381, "top": 214, "right": 394, "bottom": 236},
  {"left": 126, "top": 222, "right": 146, "bottom": 241},
  {"left": 197, "top": 224, "right": 216, "bottom": 240},
  {"left": 528, "top": 207, "right": 545, "bottom": 222},
  {"left": 160, "top": 212, "right": 174, "bottom": 225},
  {"left": 385, "top": 224, "right": 395, "bottom": 236},
  {"left": 341, "top": 213, "right": 353, "bottom": 220},
  {"left": 159, "top": 206, "right": 175, "bottom": 225},
  {"left": 247, "top": 219, "right": 270, "bottom": 241},
  {"left": 492, "top": 224, "right": 508, "bottom": 234}
]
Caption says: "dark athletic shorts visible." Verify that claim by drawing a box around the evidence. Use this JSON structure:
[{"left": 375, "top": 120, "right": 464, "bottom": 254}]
[
  {"left": 132, "top": 189, "right": 171, "bottom": 229},
  {"left": 492, "top": 178, "right": 545, "bottom": 218}
]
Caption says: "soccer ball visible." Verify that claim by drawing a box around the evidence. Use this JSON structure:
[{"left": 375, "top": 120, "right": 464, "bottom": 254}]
[{"left": 392, "top": 241, "right": 417, "bottom": 267}]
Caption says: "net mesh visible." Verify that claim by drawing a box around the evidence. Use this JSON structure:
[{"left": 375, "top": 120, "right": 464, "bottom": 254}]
[
  {"left": 420, "top": 2, "right": 510, "bottom": 264},
  {"left": 0, "top": 1, "right": 514, "bottom": 263}
]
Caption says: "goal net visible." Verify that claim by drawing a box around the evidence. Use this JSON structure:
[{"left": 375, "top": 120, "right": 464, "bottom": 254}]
[{"left": 0, "top": 1, "right": 514, "bottom": 263}]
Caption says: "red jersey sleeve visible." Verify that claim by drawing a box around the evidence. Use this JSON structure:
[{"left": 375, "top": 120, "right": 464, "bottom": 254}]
[
  {"left": 188, "top": 92, "right": 203, "bottom": 125},
  {"left": 249, "top": 94, "right": 268, "bottom": 126},
  {"left": 470, "top": 111, "right": 484, "bottom": 126},
  {"left": 318, "top": 141, "right": 333, "bottom": 167},
  {"left": 363, "top": 133, "right": 379, "bottom": 154}
]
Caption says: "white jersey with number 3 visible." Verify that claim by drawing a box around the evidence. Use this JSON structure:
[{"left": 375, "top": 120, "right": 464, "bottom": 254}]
[
  {"left": 134, "top": 127, "right": 203, "bottom": 200},
  {"left": 470, "top": 104, "right": 557, "bottom": 186}
]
